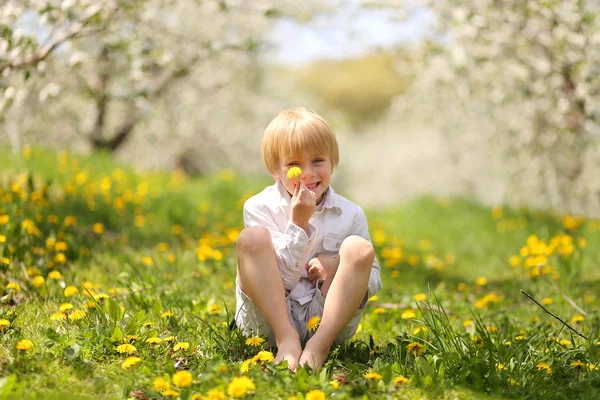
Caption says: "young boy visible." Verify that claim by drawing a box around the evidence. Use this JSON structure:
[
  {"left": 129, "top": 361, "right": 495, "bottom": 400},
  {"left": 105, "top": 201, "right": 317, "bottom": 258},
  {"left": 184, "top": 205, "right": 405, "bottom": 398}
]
[{"left": 235, "top": 107, "right": 382, "bottom": 370}]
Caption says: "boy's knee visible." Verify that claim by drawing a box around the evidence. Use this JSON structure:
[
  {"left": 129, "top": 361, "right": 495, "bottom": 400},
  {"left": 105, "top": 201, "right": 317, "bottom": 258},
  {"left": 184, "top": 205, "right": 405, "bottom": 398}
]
[
  {"left": 340, "top": 235, "right": 375, "bottom": 268},
  {"left": 236, "top": 226, "right": 272, "bottom": 254}
]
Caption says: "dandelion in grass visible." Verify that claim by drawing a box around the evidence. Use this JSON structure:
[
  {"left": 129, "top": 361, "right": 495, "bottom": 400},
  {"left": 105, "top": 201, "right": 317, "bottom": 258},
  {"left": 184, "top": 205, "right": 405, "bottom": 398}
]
[
  {"left": 32, "top": 276, "right": 45, "bottom": 287},
  {"left": 463, "top": 319, "right": 473, "bottom": 327},
  {"left": 572, "top": 315, "right": 585, "bottom": 323},
  {"left": 93, "top": 223, "right": 104, "bottom": 234},
  {"left": 116, "top": 343, "right": 137, "bottom": 355},
  {"left": 374, "top": 307, "right": 386, "bottom": 314},
  {"left": 240, "top": 359, "right": 252, "bottom": 373},
  {"left": 476, "top": 277, "right": 487, "bottom": 286},
  {"left": 161, "top": 311, "right": 174, "bottom": 318},
  {"left": 203, "top": 389, "right": 226, "bottom": 400},
  {"left": 208, "top": 304, "right": 222, "bottom": 314},
  {"left": 121, "top": 356, "right": 141, "bottom": 369},
  {"left": 154, "top": 377, "right": 170, "bottom": 391},
  {"left": 394, "top": 376, "right": 410, "bottom": 386},
  {"left": 227, "top": 376, "right": 256, "bottom": 398},
  {"left": 51, "top": 312, "right": 66, "bottom": 321},
  {"left": 496, "top": 363, "right": 505, "bottom": 371},
  {"left": 401, "top": 310, "right": 415, "bottom": 319},
  {"left": 147, "top": 337, "right": 162, "bottom": 345},
  {"left": 307, "top": 315, "right": 321, "bottom": 332},
  {"left": 364, "top": 371, "right": 382, "bottom": 380},
  {"left": 588, "top": 364, "right": 598, "bottom": 371},
  {"left": 413, "top": 293, "right": 426, "bottom": 301},
  {"left": 252, "top": 351, "right": 274, "bottom": 364},
  {"left": 305, "top": 390, "right": 326, "bottom": 400},
  {"left": 162, "top": 389, "right": 180, "bottom": 398},
  {"left": 68, "top": 310, "right": 86, "bottom": 321},
  {"left": 0, "top": 319, "right": 10, "bottom": 330},
  {"left": 0, "top": 215, "right": 9, "bottom": 224},
  {"left": 245, "top": 336, "right": 264, "bottom": 347},
  {"left": 0, "top": 234, "right": 6, "bottom": 243},
  {"left": 407, "top": 342, "right": 425, "bottom": 356},
  {"left": 508, "top": 378, "right": 518, "bottom": 386},
  {"left": 571, "top": 360, "right": 584, "bottom": 368},
  {"left": 6, "top": 282, "right": 20, "bottom": 292},
  {"left": 536, "top": 362, "right": 551, "bottom": 374},
  {"left": 174, "top": 342, "right": 189, "bottom": 351},
  {"left": 16, "top": 339, "right": 34, "bottom": 351},
  {"left": 412, "top": 326, "right": 427, "bottom": 335},
  {"left": 172, "top": 370, "right": 193, "bottom": 388},
  {"left": 330, "top": 380, "right": 340, "bottom": 390},
  {"left": 64, "top": 286, "right": 78, "bottom": 297},
  {"left": 287, "top": 167, "right": 302, "bottom": 180},
  {"left": 164, "top": 336, "right": 175, "bottom": 342},
  {"left": 48, "top": 271, "right": 62, "bottom": 280}
]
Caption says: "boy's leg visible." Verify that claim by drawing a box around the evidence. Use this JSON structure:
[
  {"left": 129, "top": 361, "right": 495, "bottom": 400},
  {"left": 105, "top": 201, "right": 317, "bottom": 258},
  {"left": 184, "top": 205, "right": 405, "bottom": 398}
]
[
  {"left": 298, "top": 235, "right": 374, "bottom": 369},
  {"left": 236, "top": 226, "right": 302, "bottom": 370}
]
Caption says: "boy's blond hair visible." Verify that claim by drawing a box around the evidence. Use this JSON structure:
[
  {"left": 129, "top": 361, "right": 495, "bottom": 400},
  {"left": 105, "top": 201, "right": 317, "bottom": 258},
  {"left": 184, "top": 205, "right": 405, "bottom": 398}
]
[{"left": 262, "top": 107, "right": 339, "bottom": 176}]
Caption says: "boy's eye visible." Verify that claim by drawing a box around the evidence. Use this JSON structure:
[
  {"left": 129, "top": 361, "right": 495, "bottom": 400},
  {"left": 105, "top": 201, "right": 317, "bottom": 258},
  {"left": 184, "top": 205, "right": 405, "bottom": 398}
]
[
  {"left": 313, "top": 159, "right": 324, "bottom": 163},
  {"left": 287, "top": 162, "right": 300, "bottom": 167}
]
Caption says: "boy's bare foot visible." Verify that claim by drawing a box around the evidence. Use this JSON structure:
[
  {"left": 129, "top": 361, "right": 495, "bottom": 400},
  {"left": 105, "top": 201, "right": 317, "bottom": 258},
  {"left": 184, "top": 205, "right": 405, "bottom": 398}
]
[
  {"left": 274, "top": 336, "right": 302, "bottom": 371},
  {"left": 298, "top": 338, "right": 330, "bottom": 370}
]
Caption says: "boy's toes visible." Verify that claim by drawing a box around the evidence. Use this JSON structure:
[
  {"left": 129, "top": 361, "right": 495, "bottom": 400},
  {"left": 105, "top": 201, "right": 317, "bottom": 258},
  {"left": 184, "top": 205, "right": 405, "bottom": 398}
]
[{"left": 274, "top": 339, "right": 302, "bottom": 371}]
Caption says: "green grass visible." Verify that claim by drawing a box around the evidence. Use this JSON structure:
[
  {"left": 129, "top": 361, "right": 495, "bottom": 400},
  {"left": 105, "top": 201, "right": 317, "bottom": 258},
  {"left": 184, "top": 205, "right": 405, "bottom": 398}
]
[{"left": 1, "top": 146, "right": 600, "bottom": 399}]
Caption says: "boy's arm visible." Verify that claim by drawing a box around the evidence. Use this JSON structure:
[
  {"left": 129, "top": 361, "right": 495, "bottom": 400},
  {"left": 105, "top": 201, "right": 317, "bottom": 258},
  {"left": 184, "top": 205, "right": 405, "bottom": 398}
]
[
  {"left": 352, "top": 207, "right": 382, "bottom": 297},
  {"left": 243, "top": 203, "right": 313, "bottom": 291}
]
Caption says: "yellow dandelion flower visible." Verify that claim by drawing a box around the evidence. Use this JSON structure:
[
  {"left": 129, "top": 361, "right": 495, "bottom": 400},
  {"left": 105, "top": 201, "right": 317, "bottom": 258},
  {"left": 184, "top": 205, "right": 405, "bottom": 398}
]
[
  {"left": 51, "top": 312, "right": 66, "bottom": 321},
  {"left": 305, "top": 390, "right": 326, "bottom": 400},
  {"left": 394, "top": 376, "right": 410, "bottom": 385},
  {"left": 0, "top": 234, "right": 6, "bottom": 243},
  {"left": 207, "top": 304, "right": 221, "bottom": 314},
  {"left": 174, "top": 342, "right": 189, "bottom": 351},
  {"left": 307, "top": 315, "right": 321, "bottom": 332},
  {"left": 203, "top": 389, "right": 226, "bottom": 400},
  {"left": 374, "top": 307, "right": 386, "bottom": 314},
  {"left": 143, "top": 321, "right": 154, "bottom": 328},
  {"left": 496, "top": 363, "right": 505, "bottom": 371},
  {"left": 252, "top": 351, "right": 274, "bottom": 363},
  {"left": 68, "top": 310, "right": 86, "bottom": 321},
  {"left": 48, "top": 271, "right": 62, "bottom": 280},
  {"left": 476, "top": 277, "right": 487, "bottom": 286},
  {"left": 162, "top": 389, "right": 180, "bottom": 397},
  {"left": 536, "top": 362, "right": 551, "bottom": 373},
  {"left": 93, "top": 223, "right": 104, "bottom": 234},
  {"left": 407, "top": 342, "right": 425, "bottom": 356},
  {"left": 59, "top": 303, "right": 73, "bottom": 312},
  {"left": 227, "top": 376, "right": 256, "bottom": 398},
  {"left": 16, "top": 339, "right": 34, "bottom": 351},
  {"left": 588, "top": 363, "right": 598, "bottom": 371},
  {"left": 463, "top": 319, "right": 473, "bottom": 327},
  {"left": 161, "top": 311, "right": 174, "bottom": 318},
  {"left": 571, "top": 360, "right": 584, "bottom": 368},
  {"left": 0, "top": 215, "right": 9, "bottom": 225},
  {"left": 6, "top": 282, "right": 20, "bottom": 292},
  {"left": 154, "top": 377, "right": 171, "bottom": 391},
  {"left": 0, "top": 319, "right": 10, "bottom": 330},
  {"left": 572, "top": 315, "right": 585, "bottom": 323},
  {"left": 287, "top": 167, "right": 302, "bottom": 180},
  {"left": 141, "top": 256, "right": 153, "bottom": 266},
  {"left": 542, "top": 298, "right": 553, "bottom": 305},
  {"left": 330, "top": 380, "right": 340, "bottom": 390},
  {"left": 32, "top": 276, "right": 45, "bottom": 288},
  {"left": 64, "top": 286, "right": 78, "bottom": 297},
  {"left": 164, "top": 336, "right": 175, "bottom": 342},
  {"left": 172, "top": 370, "right": 193, "bottom": 388},
  {"left": 121, "top": 356, "right": 141, "bottom": 369},
  {"left": 401, "top": 309, "right": 416, "bottom": 319},
  {"left": 364, "top": 371, "right": 382, "bottom": 380},
  {"left": 116, "top": 343, "right": 137, "bottom": 354},
  {"left": 413, "top": 293, "right": 426, "bottom": 301},
  {"left": 147, "top": 337, "right": 162, "bottom": 345},
  {"left": 240, "top": 359, "right": 252, "bottom": 373},
  {"left": 245, "top": 337, "right": 265, "bottom": 347}
]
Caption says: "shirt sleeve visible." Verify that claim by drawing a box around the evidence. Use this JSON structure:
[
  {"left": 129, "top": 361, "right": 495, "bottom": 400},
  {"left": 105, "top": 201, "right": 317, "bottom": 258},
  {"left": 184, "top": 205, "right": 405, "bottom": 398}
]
[
  {"left": 243, "top": 202, "right": 315, "bottom": 291},
  {"left": 352, "top": 207, "right": 382, "bottom": 297}
]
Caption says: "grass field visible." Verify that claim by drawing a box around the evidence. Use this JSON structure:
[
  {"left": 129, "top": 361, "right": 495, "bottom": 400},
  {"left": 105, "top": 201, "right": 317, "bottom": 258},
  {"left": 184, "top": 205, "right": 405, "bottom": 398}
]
[{"left": 1, "top": 147, "right": 600, "bottom": 399}]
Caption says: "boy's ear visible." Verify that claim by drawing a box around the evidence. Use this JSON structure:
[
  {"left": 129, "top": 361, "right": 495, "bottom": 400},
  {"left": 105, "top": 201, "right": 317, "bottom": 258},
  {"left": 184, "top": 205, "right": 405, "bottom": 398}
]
[{"left": 271, "top": 172, "right": 281, "bottom": 181}]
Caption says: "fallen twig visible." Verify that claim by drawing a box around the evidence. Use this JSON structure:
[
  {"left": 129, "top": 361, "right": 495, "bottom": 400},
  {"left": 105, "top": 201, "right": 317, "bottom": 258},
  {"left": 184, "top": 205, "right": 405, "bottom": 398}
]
[
  {"left": 540, "top": 271, "right": 587, "bottom": 316},
  {"left": 521, "top": 289, "right": 587, "bottom": 340}
]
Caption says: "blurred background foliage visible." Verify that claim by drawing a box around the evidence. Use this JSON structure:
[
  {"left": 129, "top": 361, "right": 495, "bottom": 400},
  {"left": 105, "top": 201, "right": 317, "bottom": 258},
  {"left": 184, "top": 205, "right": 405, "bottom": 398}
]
[{"left": 1, "top": 0, "right": 600, "bottom": 215}]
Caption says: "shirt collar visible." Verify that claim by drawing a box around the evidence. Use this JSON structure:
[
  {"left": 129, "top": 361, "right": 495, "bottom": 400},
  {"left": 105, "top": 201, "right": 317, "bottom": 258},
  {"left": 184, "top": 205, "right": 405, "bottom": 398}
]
[{"left": 276, "top": 181, "right": 341, "bottom": 212}]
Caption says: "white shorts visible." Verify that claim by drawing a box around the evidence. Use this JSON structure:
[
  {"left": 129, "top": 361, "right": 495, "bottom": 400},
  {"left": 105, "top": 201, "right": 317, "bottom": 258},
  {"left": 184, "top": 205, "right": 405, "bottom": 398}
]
[{"left": 234, "top": 279, "right": 367, "bottom": 348}]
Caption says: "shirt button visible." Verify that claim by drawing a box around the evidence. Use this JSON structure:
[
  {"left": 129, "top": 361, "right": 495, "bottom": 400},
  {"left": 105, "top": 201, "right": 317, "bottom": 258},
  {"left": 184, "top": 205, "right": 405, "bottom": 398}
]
[
  {"left": 295, "top": 262, "right": 299, "bottom": 267},
  {"left": 336, "top": 243, "right": 340, "bottom": 248}
]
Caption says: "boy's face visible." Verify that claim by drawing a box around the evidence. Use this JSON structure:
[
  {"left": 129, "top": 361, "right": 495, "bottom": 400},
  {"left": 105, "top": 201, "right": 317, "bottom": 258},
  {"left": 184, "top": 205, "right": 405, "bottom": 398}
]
[{"left": 274, "top": 151, "right": 333, "bottom": 205}]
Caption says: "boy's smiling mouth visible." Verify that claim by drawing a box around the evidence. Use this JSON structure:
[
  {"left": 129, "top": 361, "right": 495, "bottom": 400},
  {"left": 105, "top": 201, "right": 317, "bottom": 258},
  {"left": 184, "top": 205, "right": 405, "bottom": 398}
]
[{"left": 305, "top": 182, "right": 320, "bottom": 191}]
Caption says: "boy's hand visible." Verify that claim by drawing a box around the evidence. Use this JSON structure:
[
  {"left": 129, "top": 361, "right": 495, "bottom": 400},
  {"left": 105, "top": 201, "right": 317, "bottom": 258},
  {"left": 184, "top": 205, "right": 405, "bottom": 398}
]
[
  {"left": 290, "top": 181, "right": 316, "bottom": 233},
  {"left": 306, "top": 254, "right": 339, "bottom": 283}
]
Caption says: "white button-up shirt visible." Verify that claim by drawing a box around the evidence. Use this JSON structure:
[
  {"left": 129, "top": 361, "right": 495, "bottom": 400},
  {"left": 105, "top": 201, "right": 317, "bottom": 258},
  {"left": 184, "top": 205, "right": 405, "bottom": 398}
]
[{"left": 242, "top": 181, "right": 382, "bottom": 305}]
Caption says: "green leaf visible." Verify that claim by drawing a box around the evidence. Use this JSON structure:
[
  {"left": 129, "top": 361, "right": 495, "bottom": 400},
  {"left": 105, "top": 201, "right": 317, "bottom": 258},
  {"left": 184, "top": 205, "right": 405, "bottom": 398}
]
[
  {"left": 0, "top": 375, "right": 16, "bottom": 395},
  {"left": 63, "top": 343, "right": 81, "bottom": 361},
  {"left": 111, "top": 326, "right": 123, "bottom": 344}
]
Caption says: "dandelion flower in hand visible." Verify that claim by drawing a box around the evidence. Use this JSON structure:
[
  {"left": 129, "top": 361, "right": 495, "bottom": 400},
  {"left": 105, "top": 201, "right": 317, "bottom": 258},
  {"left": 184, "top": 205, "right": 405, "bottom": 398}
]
[{"left": 287, "top": 167, "right": 302, "bottom": 180}]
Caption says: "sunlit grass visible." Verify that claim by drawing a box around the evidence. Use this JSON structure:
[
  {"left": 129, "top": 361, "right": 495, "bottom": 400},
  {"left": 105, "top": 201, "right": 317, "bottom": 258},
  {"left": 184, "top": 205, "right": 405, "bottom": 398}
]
[{"left": 1, "top": 146, "right": 599, "bottom": 399}]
